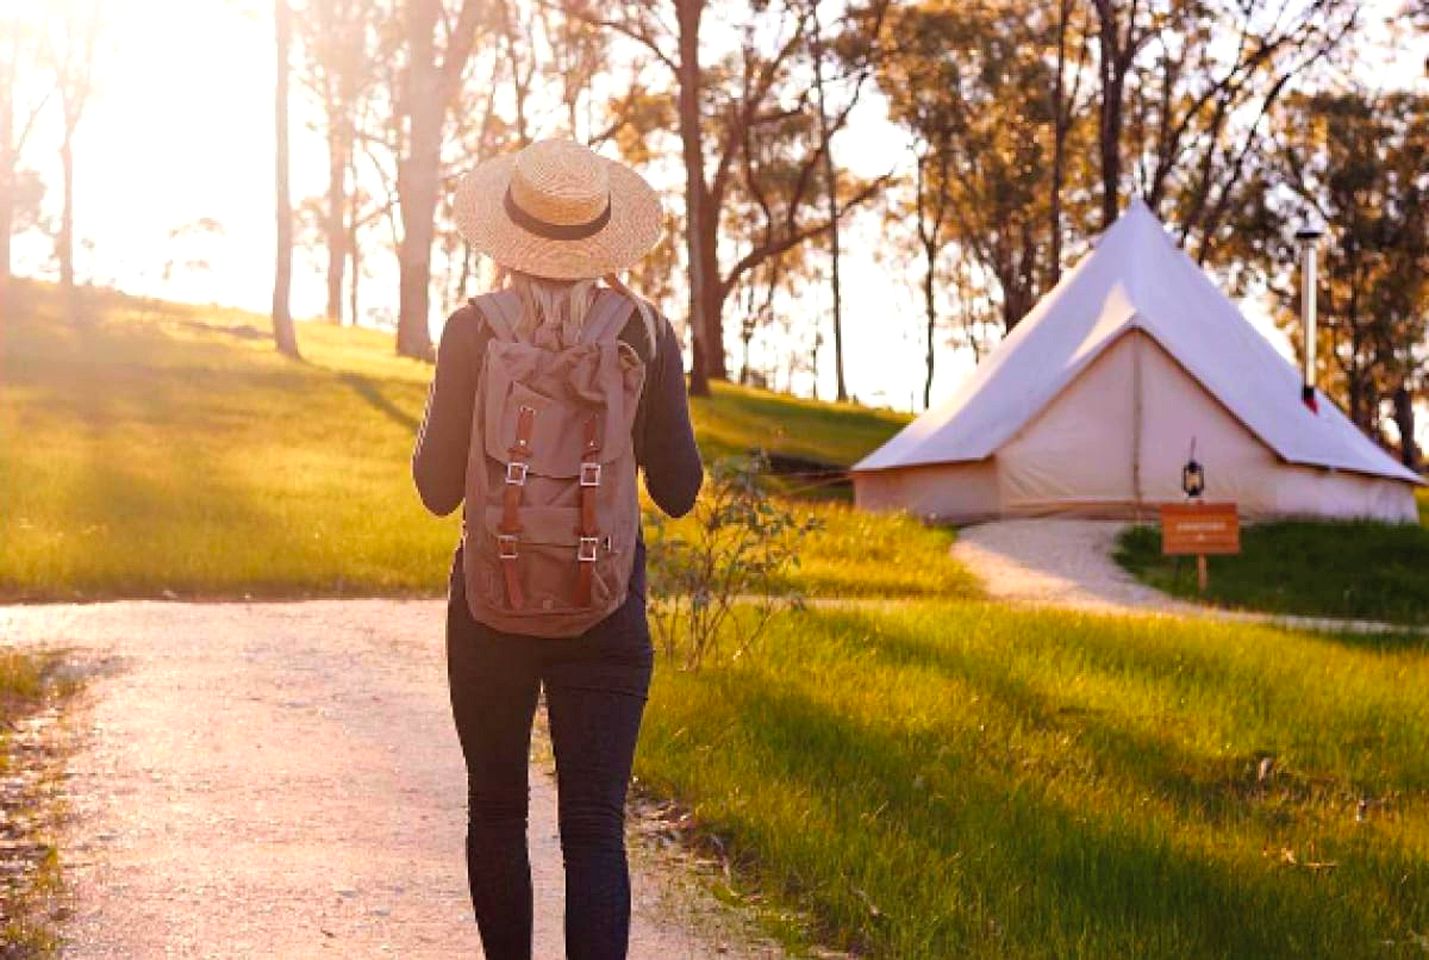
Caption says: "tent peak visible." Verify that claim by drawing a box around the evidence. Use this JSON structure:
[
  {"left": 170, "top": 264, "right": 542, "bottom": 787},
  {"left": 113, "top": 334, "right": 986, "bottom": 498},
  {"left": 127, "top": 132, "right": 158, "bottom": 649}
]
[{"left": 1108, "top": 196, "right": 1172, "bottom": 245}]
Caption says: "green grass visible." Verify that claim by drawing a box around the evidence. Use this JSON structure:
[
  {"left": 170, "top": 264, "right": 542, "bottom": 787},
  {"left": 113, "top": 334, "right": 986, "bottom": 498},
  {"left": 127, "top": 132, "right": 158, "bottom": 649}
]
[
  {"left": 646, "top": 496, "right": 979, "bottom": 600},
  {"left": 774, "top": 504, "right": 977, "bottom": 598},
  {"left": 0, "top": 281, "right": 928, "bottom": 600},
  {"left": 1418, "top": 488, "right": 1428, "bottom": 527},
  {"left": 2, "top": 283, "right": 452, "bottom": 599},
  {"left": 0, "top": 653, "right": 48, "bottom": 708},
  {"left": 0, "top": 651, "right": 70, "bottom": 956},
  {"left": 689, "top": 380, "right": 910, "bottom": 467},
  {"left": 1114, "top": 521, "right": 1429, "bottom": 626},
  {"left": 637, "top": 601, "right": 1429, "bottom": 958}
]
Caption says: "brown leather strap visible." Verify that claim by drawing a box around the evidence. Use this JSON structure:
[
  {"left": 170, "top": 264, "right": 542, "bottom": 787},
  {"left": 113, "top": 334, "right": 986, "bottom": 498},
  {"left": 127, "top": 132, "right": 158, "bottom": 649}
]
[
  {"left": 498, "top": 405, "right": 536, "bottom": 609},
  {"left": 575, "top": 415, "right": 601, "bottom": 606},
  {"left": 497, "top": 534, "right": 525, "bottom": 610},
  {"left": 508, "top": 405, "right": 536, "bottom": 464},
  {"left": 502, "top": 557, "right": 525, "bottom": 610},
  {"left": 575, "top": 544, "right": 595, "bottom": 607}
]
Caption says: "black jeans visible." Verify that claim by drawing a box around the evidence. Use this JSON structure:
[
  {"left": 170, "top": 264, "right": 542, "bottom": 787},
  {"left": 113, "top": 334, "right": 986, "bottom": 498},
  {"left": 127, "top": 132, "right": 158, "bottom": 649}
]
[{"left": 445, "top": 555, "right": 654, "bottom": 960}]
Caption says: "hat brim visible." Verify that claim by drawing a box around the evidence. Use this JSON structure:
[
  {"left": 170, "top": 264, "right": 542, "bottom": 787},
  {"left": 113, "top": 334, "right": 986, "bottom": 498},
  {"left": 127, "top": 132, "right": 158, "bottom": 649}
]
[{"left": 452, "top": 152, "right": 663, "bottom": 281}]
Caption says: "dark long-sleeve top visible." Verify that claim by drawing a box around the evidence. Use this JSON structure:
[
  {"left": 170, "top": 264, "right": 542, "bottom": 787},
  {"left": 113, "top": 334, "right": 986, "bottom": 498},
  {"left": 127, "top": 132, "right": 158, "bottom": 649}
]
[{"left": 412, "top": 294, "right": 704, "bottom": 602}]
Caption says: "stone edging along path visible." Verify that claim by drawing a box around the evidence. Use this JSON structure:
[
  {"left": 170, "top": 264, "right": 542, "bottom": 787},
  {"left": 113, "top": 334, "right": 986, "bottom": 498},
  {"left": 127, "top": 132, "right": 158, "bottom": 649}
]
[{"left": 0, "top": 599, "right": 789, "bottom": 959}]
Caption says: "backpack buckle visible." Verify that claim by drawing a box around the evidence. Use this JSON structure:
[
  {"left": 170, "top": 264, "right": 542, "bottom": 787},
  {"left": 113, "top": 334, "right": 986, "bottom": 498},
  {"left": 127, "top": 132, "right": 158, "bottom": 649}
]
[
  {"left": 497, "top": 534, "right": 519, "bottom": 559},
  {"left": 577, "top": 537, "right": 599, "bottom": 562},
  {"left": 505, "top": 461, "right": 529, "bottom": 485},
  {"left": 579, "top": 462, "right": 602, "bottom": 487}
]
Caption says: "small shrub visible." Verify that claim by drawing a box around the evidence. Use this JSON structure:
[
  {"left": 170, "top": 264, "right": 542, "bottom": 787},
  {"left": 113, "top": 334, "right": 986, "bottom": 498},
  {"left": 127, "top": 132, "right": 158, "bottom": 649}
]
[{"left": 647, "top": 453, "right": 820, "bottom": 670}]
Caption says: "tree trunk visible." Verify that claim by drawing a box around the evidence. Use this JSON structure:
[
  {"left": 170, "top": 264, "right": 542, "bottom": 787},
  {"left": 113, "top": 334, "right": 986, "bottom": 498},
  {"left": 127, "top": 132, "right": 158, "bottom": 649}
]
[
  {"left": 1393, "top": 384, "right": 1419, "bottom": 470},
  {"left": 392, "top": 0, "right": 486, "bottom": 360},
  {"left": 0, "top": 176, "right": 9, "bottom": 324},
  {"left": 698, "top": 240, "right": 725, "bottom": 379},
  {"left": 1093, "top": 5, "right": 1126, "bottom": 229},
  {"left": 1345, "top": 259, "right": 1373, "bottom": 433},
  {"left": 1001, "top": 286, "right": 1023, "bottom": 333},
  {"left": 1048, "top": 0, "right": 1072, "bottom": 283},
  {"left": 0, "top": 50, "right": 13, "bottom": 321},
  {"left": 348, "top": 232, "right": 360, "bottom": 328},
  {"left": 347, "top": 144, "right": 360, "bottom": 326},
  {"left": 922, "top": 251, "right": 936, "bottom": 409},
  {"left": 1097, "top": 71, "right": 1124, "bottom": 228},
  {"left": 811, "top": 4, "right": 846, "bottom": 402},
  {"left": 676, "top": 0, "right": 713, "bottom": 395},
  {"left": 396, "top": 169, "right": 438, "bottom": 359},
  {"left": 395, "top": 14, "right": 442, "bottom": 362},
  {"left": 58, "top": 127, "right": 76, "bottom": 322},
  {"left": 740, "top": 328, "right": 754, "bottom": 384},
  {"left": 324, "top": 117, "right": 349, "bottom": 322},
  {"left": 271, "top": 0, "right": 301, "bottom": 359}
]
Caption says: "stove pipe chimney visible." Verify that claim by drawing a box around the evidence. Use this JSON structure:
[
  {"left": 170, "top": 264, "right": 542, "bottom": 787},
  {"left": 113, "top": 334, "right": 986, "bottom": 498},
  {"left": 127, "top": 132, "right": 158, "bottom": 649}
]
[{"left": 1295, "top": 218, "right": 1325, "bottom": 413}]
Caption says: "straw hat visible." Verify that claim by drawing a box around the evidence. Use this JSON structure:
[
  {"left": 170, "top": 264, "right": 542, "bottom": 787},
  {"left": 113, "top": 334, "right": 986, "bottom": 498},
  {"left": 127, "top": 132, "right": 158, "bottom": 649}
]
[{"left": 453, "top": 139, "right": 663, "bottom": 281}]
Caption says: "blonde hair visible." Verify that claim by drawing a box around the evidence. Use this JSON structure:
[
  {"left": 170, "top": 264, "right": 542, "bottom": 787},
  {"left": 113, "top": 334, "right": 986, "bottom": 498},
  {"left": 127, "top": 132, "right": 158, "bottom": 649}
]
[{"left": 494, "top": 266, "right": 659, "bottom": 357}]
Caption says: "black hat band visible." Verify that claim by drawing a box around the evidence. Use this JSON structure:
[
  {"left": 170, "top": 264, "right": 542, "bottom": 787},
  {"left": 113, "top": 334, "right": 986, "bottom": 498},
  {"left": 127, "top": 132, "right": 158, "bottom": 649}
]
[{"left": 503, "top": 185, "right": 612, "bottom": 241}]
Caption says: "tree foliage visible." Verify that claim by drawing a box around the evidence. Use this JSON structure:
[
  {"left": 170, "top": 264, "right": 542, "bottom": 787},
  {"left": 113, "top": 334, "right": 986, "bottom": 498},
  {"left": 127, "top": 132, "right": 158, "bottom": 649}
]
[{"left": 1224, "top": 89, "right": 1428, "bottom": 466}]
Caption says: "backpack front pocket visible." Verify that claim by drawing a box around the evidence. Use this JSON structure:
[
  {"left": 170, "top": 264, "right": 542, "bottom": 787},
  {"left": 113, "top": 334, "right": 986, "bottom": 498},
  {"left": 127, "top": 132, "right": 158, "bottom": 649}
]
[{"left": 474, "top": 505, "right": 622, "bottom": 615}]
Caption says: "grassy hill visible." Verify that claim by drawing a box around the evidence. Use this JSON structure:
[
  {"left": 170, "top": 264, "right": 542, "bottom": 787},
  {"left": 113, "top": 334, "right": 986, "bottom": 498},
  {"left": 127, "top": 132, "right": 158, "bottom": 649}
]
[
  {"left": 689, "top": 378, "right": 910, "bottom": 468},
  {"left": 0, "top": 280, "right": 963, "bottom": 601}
]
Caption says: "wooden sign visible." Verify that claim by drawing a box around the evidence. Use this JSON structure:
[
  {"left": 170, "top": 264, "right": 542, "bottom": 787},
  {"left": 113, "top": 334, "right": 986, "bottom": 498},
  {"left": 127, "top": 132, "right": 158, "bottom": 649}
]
[
  {"left": 1160, "top": 502, "right": 1241, "bottom": 556},
  {"left": 1159, "top": 501, "right": 1239, "bottom": 593}
]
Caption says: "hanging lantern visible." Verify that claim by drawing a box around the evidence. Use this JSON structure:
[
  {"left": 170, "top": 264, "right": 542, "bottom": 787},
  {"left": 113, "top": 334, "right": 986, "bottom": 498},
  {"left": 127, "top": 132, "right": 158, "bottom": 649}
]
[
  {"left": 1182, "top": 459, "right": 1205, "bottom": 498},
  {"left": 1182, "top": 437, "right": 1205, "bottom": 498}
]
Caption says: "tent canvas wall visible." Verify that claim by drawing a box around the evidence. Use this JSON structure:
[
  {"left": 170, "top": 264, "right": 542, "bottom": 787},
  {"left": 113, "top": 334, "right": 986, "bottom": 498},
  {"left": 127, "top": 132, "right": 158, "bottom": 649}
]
[{"left": 852, "top": 200, "right": 1423, "bottom": 524}]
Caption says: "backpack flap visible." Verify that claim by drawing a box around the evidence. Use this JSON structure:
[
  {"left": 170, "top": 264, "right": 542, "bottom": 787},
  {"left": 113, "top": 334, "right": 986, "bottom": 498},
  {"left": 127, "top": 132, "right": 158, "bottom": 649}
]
[{"left": 480, "top": 342, "right": 643, "bottom": 476}]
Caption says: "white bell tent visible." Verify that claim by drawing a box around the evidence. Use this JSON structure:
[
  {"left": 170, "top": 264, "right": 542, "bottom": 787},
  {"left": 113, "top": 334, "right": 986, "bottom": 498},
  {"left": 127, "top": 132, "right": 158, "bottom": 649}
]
[{"left": 852, "top": 199, "right": 1423, "bottom": 523}]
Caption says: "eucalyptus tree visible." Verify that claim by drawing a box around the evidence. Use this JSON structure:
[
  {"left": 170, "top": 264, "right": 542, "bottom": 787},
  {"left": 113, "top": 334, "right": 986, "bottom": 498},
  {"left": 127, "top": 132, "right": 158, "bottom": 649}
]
[
  {"left": 1089, "top": 0, "right": 1359, "bottom": 255},
  {"left": 0, "top": 8, "right": 52, "bottom": 316},
  {"left": 273, "top": 0, "right": 301, "bottom": 358},
  {"left": 562, "top": 0, "right": 891, "bottom": 395},
  {"left": 391, "top": 0, "right": 491, "bottom": 360},
  {"left": 43, "top": 0, "right": 101, "bottom": 323},
  {"left": 880, "top": 2, "right": 1082, "bottom": 337},
  {"left": 296, "top": 0, "right": 381, "bottom": 324},
  {"left": 1223, "top": 90, "right": 1428, "bottom": 465}
]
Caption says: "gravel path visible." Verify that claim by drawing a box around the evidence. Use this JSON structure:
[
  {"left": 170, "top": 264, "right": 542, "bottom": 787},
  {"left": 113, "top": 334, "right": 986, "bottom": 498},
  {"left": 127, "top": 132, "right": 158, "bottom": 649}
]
[
  {"left": 952, "top": 520, "right": 1200, "bottom": 615},
  {"left": 952, "top": 518, "right": 1427, "bottom": 635},
  {"left": 0, "top": 600, "right": 783, "bottom": 959}
]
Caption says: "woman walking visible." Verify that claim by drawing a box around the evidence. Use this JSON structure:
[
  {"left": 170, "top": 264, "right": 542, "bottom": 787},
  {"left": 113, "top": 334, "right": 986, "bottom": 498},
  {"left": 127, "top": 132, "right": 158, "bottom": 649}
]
[{"left": 412, "top": 138, "right": 702, "bottom": 960}]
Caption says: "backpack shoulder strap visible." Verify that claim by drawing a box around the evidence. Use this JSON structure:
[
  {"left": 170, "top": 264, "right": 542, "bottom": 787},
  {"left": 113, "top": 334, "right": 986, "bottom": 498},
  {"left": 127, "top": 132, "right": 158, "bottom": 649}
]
[
  {"left": 469, "top": 290, "right": 524, "bottom": 343},
  {"left": 578, "top": 289, "right": 635, "bottom": 346}
]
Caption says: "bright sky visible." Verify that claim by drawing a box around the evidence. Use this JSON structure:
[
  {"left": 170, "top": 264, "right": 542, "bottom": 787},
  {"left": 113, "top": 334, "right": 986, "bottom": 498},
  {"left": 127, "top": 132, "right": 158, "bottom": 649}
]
[{"left": 10, "top": 0, "right": 1427, "bottom": 417}]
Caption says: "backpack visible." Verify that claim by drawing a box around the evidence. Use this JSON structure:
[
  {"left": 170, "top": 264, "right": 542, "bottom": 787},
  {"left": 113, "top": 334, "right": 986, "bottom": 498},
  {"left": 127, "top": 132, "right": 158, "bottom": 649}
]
[{"left": 461, "top": 287, "right": 647, "bottom": 638}]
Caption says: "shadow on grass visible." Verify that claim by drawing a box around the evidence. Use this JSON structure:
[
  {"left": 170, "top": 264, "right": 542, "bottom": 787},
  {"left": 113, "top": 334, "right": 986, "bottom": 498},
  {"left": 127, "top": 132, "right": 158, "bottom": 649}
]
[
  {"left": 659, "top": 664, "right": 1429, "bottom": 958},
  {"left": 834, "top": 604, "right": 1429, "bottom": 790},
  {"left": 173, "top": 317, "right": 266, "bottom": 341},
  {"left": 338, "top": 372, "right": 421, "bottom": 433},
  {"left": 846, "top": 609, "right": 1411, "bottom": 819}
]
